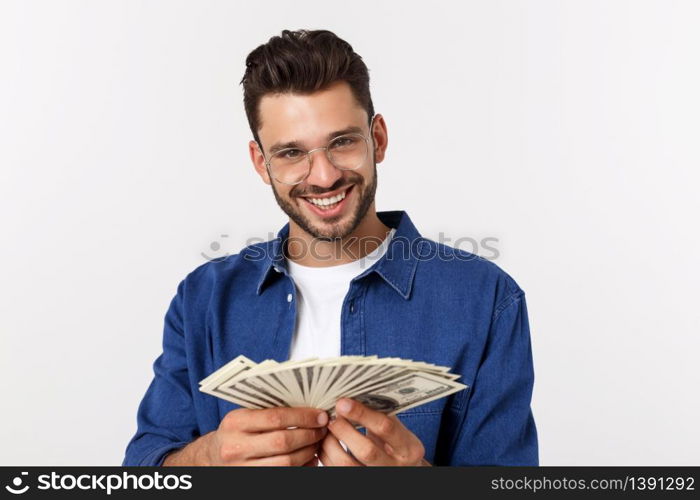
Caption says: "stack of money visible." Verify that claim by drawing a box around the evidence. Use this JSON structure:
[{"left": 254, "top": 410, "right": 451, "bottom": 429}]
[{"left": 199, "top": 355, "right": 468, "bottom": 418}]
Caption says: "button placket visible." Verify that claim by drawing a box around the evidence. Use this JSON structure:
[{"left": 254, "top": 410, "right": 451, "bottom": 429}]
[{"left": 341, "top": 282, "right": 365, "bottom": 356}]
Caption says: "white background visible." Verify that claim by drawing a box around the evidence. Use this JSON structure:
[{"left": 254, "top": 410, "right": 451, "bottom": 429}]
[{"left": 1, "top": 0, "right": 698, "bottom": 465}]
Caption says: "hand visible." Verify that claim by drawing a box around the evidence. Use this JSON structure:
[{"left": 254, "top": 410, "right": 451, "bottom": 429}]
[
  {"left": 204, "top": 407, "right": 328, "bottom": 466},
  {"left": 319, "top": 398, "right": 428, "bottom": 466}
]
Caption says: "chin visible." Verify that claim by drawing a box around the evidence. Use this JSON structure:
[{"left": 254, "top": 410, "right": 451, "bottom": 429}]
[{"left": 311, "top": 218, "right": 357, "bottom": 240}]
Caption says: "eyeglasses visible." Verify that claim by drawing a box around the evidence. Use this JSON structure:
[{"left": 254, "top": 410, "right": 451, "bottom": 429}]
[{"left": 258, "top": 116, "right": 375, "bottom": 186}]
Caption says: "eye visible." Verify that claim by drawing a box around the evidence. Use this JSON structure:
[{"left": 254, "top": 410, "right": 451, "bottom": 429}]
[
  {"left": 330, "top": 136, "right": 359, "bottom": 149},
  {"left": 280, "top": 149, "right": 303, "bottom": 159}
]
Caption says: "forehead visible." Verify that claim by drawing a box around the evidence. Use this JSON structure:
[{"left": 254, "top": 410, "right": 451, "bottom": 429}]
[{"left": 257, "top": 80, "right": 368, "bottom": 146}]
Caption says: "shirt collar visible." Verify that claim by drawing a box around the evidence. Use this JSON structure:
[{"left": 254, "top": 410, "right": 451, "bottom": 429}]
[{"left": 255, "top": 210, "right": 425, "bottom": 300}]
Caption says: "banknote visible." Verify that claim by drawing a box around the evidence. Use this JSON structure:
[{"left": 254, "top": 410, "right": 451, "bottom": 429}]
[{"left": 199, "top": 355, "right": 467, "bottom": 418}]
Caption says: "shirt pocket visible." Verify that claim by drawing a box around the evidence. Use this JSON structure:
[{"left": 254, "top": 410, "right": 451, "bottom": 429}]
[
  {"left": 396, "top": 396, "right": 447, "bottom": 416},
  {"left": 396, "top": 383, "right": 468, "bottom": 416}
]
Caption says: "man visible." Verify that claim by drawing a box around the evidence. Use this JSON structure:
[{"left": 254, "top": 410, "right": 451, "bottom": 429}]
[{"left": 122, "top": 29, "right": 538, "bottom": 466}]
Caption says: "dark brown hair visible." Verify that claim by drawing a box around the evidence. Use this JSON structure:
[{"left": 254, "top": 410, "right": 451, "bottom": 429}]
[{"left": 240, "top": 29, "right": 375, "bottom": 147}]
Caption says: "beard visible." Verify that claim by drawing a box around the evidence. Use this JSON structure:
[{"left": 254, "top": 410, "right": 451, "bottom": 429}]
[{"left": 270, "top": 162, "right": 378, "bottom": 241}]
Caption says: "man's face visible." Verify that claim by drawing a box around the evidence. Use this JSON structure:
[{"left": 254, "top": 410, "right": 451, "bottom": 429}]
[{"left": 250, "top": 81, "right": 384, "bottom": 240}]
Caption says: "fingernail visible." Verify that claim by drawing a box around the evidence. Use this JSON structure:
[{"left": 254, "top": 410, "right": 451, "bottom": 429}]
[
  {"left": 384, "top": 443, "right": 395, "bottom": 456},
  {"left": 337, "top": 399, "right": 352, "bottom": 414},
  {"left": 317, "top": 412, "right": 328, "bottom": 425}
]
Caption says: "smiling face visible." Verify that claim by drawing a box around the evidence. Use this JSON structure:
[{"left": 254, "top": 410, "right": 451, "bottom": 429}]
[{"left": 249, "top": 80, "right": 387, "bottom": 240}]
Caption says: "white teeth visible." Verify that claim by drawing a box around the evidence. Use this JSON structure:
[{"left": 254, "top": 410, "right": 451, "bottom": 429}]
[{"left": 308, "top": 189, "right": 347, "bottom": 207}]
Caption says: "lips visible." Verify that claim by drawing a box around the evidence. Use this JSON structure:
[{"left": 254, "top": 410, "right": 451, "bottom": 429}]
[
  {"left": 299, "top": 185, "right": 354, "bottom": 218},
  {"left": 300, "top": 184, "right": 353, "bottom": 202}
]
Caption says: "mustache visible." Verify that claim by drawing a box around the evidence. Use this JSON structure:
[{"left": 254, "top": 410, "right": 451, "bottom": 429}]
[{"left": 292, "top": 177, "right": 360, "bottom": 198}]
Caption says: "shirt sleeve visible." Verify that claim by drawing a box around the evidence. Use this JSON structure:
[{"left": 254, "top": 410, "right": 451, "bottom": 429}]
[
  {"left": 122, "top": 279, "right": 200, "bottom": 466},
  {"left": 447, "top": 290, "right": 539, "bottom": 465}
]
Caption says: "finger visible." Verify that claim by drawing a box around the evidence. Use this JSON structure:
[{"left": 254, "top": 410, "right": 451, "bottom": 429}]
[
  {"left": 233, "top": 407, "right": 329, "bottom": 432},
  {"left": 336, "top": 399, "right": 409, "bottom": 456},
  {"left": 302, "top": 456, "right": 320, "bottom": 467},
  {"left": 247, "top": 427, "right": 328, "bottom": 458},
  {"left": 365, "top": 428, "right": 385, "bottom": 448},
  {"left": 320, "top": 432, "right": 362, "bottom": 466},
  {"left": 318, "top": 449, "right": 361, "bottom": 467},
  {"left": 366, "top": 420, "right": 426, "bottom": 465},
  {"left": 246, "top": 443, "right": 319, "bottom": 467},
  {"left": 327, "top": 415, "right": 392, "bottom": 465}
]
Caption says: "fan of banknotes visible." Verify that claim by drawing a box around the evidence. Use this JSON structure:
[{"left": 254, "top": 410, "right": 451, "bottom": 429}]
[{"left": 199, "top": 355, "right": 468, "bottom": 418}]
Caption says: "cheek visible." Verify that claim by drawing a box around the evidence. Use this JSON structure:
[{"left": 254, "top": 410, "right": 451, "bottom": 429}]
[{"left": 347, "top": 171, "right": 368, "bottom": 188}]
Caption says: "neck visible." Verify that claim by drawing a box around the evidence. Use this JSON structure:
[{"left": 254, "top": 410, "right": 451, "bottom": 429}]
[{"left": 287, "top": 205, "right": 392, "bottom": 267}]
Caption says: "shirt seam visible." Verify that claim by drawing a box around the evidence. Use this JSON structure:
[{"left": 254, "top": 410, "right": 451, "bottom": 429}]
[{"left": 492, "top": 289, "right": 524, "bottom": 324}]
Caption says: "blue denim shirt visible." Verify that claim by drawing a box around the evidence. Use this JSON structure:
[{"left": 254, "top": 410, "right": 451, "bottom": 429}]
[{"left": 122, "top": 210, "right": 538, "bottom": 466}]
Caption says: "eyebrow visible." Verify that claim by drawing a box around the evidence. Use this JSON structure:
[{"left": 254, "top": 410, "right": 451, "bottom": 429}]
[{"left": 267, "top": 125, "right": 365, "bottom": 155}]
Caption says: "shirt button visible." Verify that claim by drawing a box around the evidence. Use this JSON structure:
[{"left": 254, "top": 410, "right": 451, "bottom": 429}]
[
  {"left": 287, "top": 293, "right": 293, "bottom": 302},
  {"left": 350, "top": 301, "right": 355, "bottom": 313},
  {"left": 274, "top": 267, "right": 282, "bottom": 273}
]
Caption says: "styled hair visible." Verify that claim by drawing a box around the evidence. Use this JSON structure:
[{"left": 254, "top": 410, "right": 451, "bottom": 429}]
[{"left": 240, "top": 29, "right": 375, "bottom": 147}]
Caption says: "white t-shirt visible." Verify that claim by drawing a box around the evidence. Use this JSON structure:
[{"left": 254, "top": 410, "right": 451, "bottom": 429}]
[{"left": 286, "top": 228, "right": 396, "bottom": 361}]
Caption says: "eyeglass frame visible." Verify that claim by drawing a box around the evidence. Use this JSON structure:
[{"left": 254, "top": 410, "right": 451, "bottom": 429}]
[{"left": 256, "top": 114, "right": 377, "bottom": 186}]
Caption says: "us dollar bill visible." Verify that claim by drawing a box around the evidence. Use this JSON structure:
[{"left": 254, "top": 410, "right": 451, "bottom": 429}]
[
  {"left": 327, "top": 370, "right": 468, "bottom": 418},
  {"left": 198, "top": 355, "right": 468, "bottom": 416}
]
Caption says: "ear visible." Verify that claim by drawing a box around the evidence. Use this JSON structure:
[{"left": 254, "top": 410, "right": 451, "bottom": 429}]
[
  {"left": 370, "top": 113, "right": 388, "bottom": 164},
  {"left": 249, "top": 139, "right": 271, "bottom": 185}
]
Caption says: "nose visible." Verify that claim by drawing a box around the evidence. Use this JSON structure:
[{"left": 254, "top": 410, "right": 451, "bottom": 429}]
[{"left": 304, "top": 147, "right": 343, "bottom": 188}]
